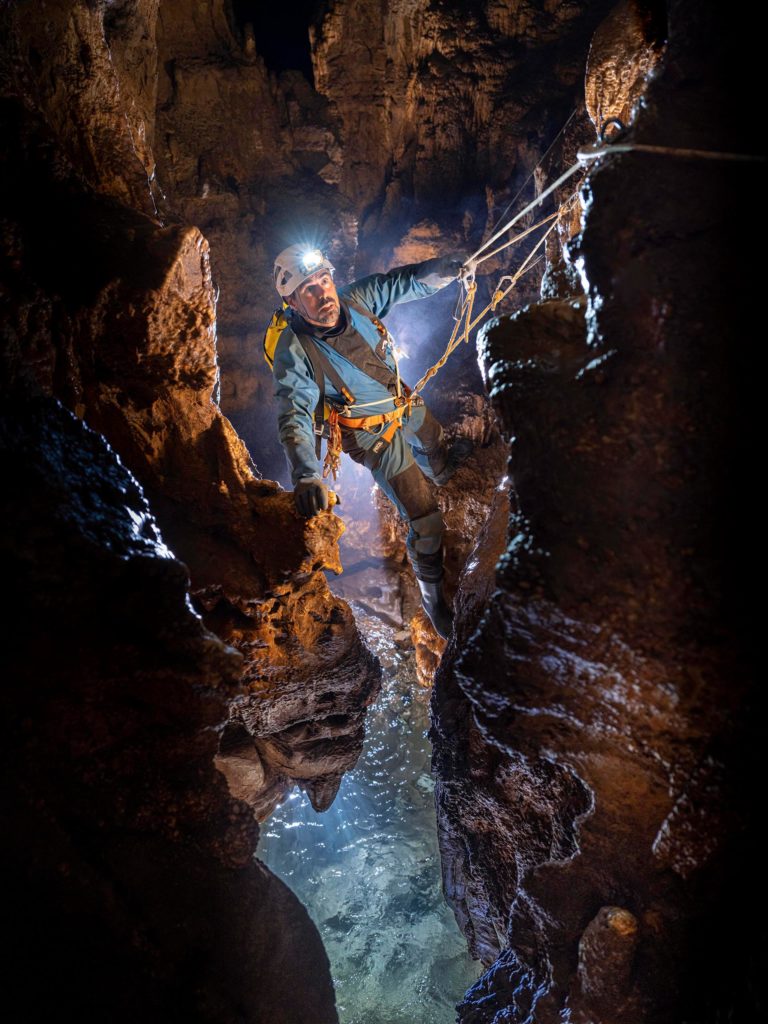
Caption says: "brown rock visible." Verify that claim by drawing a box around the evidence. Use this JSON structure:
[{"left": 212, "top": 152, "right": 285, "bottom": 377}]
[
  {"left": 1, "top": 396, "right": 338, "bottom": 1023},
  {"left": 0, "top": 2, "right": 379, "bottom": 824},
  {"left": 585, "top": 0, "right": 666, "bottom": 139},
  {"left": 439, "top": 4, "right": 761, "bottom": 1021}
]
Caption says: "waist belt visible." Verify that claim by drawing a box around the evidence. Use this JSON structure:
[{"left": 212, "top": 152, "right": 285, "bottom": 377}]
[
  {"left": 327, "top": 388, "right": 414, "bottom": 478},
  {"left": 336, "top": 389, "right": 412, "bottom": 430}
]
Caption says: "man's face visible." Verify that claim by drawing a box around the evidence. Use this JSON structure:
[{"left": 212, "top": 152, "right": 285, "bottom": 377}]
[{"left": 288, "top": 269, "right": 340, "bottom": 327}]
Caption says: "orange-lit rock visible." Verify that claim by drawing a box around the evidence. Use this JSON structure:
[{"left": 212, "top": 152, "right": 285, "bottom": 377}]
[
  {"left": 585, "top": 0, "right": 665, "bottom": 139},
  {"left": 1, "top": 0, "right": 379, "bottom": 824},
  {"left": 1, "top": 396, "right": 338, "bottom": 1022}
]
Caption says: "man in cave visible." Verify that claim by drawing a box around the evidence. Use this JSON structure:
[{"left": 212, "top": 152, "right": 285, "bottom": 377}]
[{"left": 266, "top": 245, "right": 473, "bottom": 640}]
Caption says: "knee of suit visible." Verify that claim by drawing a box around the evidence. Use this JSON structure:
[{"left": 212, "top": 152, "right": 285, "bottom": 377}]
[{"left": 407, "top": 509, "right": 444, "bottom": 556}]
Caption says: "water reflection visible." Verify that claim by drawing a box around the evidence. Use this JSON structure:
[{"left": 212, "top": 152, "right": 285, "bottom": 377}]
[{"left": 257, "top": 602, "right": 480, "bottom": 1024}]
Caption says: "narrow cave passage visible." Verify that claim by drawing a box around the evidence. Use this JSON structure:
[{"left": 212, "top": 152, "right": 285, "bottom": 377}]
[
  {"left": 255, "top": 267, "right": 503, "bottom": 1019},
  {"left": 252, "top": 238, "right": 508, "bottom": 1017},
  {"left": 258, "top": 578, "right": 481, "bottom": 1022},
  {"left": 4, "top": 2, "right": 761, "bottom": 1023}
]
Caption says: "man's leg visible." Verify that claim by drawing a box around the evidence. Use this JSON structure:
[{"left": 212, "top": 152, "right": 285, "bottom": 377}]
[{"left": 342, "top": 426, "right": 453, "bottom": 638}]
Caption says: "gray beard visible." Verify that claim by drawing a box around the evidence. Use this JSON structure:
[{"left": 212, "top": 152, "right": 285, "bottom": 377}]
[{"left": 307, "top": 302, "right": 340, "bottom": 328}]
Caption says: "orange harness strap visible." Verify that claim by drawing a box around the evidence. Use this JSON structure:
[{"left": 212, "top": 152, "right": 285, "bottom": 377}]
[
  {"left": 318, "top": 308, "right": 414, "bottom": 481},
  {"left": 322, "top": 390, "right": 414, "bottom": 481}
]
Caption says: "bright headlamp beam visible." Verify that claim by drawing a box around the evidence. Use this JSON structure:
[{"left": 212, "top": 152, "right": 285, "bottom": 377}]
[{"left": 300, "top": 249, "right": 323, "bottom": 274}]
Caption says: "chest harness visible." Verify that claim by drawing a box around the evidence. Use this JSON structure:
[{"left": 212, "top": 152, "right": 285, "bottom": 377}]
[{"left": 264, "top": 302, "right": 416, "bottom": 481}]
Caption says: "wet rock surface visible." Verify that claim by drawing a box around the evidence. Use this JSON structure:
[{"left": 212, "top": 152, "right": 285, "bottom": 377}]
[
  {"left": 1, "top": 0, "right": 380, "bottom": 823},
  {"left": 432, "top": 2, "right": 763, "bottom": 1021},
  {"left": 1, "top": 397, "right": 338, "bottom": 1023},
  {"left": 2, "top": 0, "right": 761, "bottom": 1020}
]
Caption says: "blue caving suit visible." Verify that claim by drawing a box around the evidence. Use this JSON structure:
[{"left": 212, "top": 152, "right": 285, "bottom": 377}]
[{"left": 271, "top": 257, "right": 457, "bottom": 581}]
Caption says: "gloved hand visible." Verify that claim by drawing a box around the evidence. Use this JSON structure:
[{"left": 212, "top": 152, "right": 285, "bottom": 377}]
[
  {"left": 294, "top": 477, "right": 330, "bottom": 517},
  {"left": 438, "top": 253, "right": 473, "bottom": 278},
  {"left": 417, "top": 253, "right": 477, "bottom": 287}
]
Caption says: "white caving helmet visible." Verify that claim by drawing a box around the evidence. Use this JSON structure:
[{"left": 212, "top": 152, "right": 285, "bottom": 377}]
[{"left": 273, "top": 245, "right": 336, "bottom": 298}]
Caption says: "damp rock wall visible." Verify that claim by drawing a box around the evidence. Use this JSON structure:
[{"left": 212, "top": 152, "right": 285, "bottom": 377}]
[
  {"left": 3, "top": 0, "right": 755, "bottom": 1020},
  {"left": 431, "top": 2, "right": 763, "bottom": 1021},
  {"left": 1, "top": 0, "right": 381, "bottom": 823},
  {"left": 0, "top": 396, "right": 338, "bottom": 1022}
]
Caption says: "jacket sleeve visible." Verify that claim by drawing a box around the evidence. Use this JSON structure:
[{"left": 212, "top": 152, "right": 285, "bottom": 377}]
[
  {"left": 343, "top": 255, "right": 458, "bottom": 319},
  {"left": 272, "top": 328, "right": 323, "bottom": 485}
]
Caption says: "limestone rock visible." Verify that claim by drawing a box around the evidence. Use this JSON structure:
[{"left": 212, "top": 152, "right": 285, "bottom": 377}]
[
  {"left": 585, "top": 0, "right": 666, "bottom": 139},
  {"left": 0, "top": 2, "right": 380, "bottom": 824},
  {"left": 1, "top": 396, "right": 338, "bottom": 1023}
]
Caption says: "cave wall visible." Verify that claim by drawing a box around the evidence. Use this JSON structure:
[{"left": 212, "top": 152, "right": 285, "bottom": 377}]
[
  {"left": 432, "top": 2, "right": 764, "bottom": 1021},
  {"left": 1, "top": 0, "right": 382, "bottom": 824},
  {"left": 3, "top": 0, "right": 754, "bottom": 1020},
  {"left": 1, "top": 396, "right": 338, "bottom": 1022}
]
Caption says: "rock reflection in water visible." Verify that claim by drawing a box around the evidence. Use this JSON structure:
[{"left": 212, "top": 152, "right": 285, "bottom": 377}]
[{"left": 257, "top": 602, "right": 480, "bottom": 1024}]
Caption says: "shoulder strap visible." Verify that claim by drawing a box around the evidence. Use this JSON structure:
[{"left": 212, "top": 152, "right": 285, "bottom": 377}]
[
  {"left": 292, "top": 331, "right": 357, "bottom": 461},
  {"left": 298, "top": 335, "right": 356, "bottom": 408},
  {"left": 347, "top": 300, "right": 388, "bottom": 339}
]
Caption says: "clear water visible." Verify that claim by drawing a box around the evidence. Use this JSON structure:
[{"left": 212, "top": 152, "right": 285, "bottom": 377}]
[{"left": 257, "top": 601, "right": 481, "bottom": 1024}]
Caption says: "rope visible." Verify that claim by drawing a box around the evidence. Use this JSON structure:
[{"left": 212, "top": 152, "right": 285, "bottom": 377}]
[
  {"left": 474, "top": 209, "right": 560, "bottom": 266},
  {"left": 412, "top": 216, "right": 559, "bottom": 396},
  {"left": 336, "top": 113, "right": 586, "bottom": 417},
  {"left": 577, "top": 141, "right": 766, "bottom": 164},
  {"left": 353, "top": 136, "right": 764, "bottom": 431},
  {"left": 468, "top": 160, "right": 583, "bottom": 264},
  {"left": 413, "top": 279, "right": 477, "bottom": 394},
  {"left": 475, "top": 193, "right": 580, "bottom": 266},
  {"left": 485, "top": 105, "right": 580, "bottom": 239}
]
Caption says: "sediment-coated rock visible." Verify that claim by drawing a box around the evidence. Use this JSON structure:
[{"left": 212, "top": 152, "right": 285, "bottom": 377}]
[
  {"left": 1, "top": 0, "right": 380, "bottom": 821},
  {"left": 4, "top": 1, "right": 759, "bottom": 1020}
]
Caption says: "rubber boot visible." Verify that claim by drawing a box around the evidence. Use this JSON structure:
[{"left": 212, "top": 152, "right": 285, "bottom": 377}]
[
  {"left": 408, "top": 510, "right": 454, "bottom": 640},
  {"left": 415, "top": 575, "right": 454, "bottom": 640}
]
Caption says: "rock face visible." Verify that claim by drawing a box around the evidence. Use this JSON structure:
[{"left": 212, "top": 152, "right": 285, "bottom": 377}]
[
  {"left": 4, "top": 0, "right": 758, "bottom": 1020},
  {"left": 432, "top": 2, "right": 762, "bottom": 1021},
  {"left": 1, "top": 0, "right": 380, "bottom": 823},
  {"left": 1, "top": 397, "right": 338, "bottom": 1023}
]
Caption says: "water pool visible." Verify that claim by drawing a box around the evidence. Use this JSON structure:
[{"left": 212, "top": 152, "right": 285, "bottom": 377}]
[{"left": 257, "top": 602, "right": 480, "bottom": 1024}]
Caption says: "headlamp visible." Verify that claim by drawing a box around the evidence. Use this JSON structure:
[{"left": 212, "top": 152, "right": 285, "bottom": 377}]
[{"left": 299, "top": 249, "right": 324, "bottom": 274}]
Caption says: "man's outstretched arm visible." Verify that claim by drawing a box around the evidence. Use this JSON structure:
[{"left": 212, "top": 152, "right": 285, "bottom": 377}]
[{"left": 343, "top": 254, "right": 469, "bottom": 319}]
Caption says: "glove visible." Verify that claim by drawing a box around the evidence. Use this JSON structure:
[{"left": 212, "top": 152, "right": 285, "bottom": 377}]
[
  {"left": 437, "top": 253, "right": 468, "bottom": 278},
  {"left": 417, "top": 253, "right": 476, "bottom": 287},
  {"left": 294, "top": 477, "right": 330, "bottom": 517}
]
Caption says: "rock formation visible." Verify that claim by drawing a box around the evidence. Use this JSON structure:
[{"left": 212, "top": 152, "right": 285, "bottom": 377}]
[
  {"left": 2, "top": 0, "right": 759, "bottom": 1020},
  {"left": 1, "top": 0, "right": 380, "bottom": 825},
  {"left": 432, "top": 2, "right": 762, "bottom": 1021},
  {"left": 1, "top": 396, "right": 338, "bottom": 1022}
]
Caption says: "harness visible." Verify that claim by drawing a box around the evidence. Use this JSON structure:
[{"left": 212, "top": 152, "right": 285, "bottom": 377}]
[{"left": 264, "top": 302, "right": 414, "bottom": 481}]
